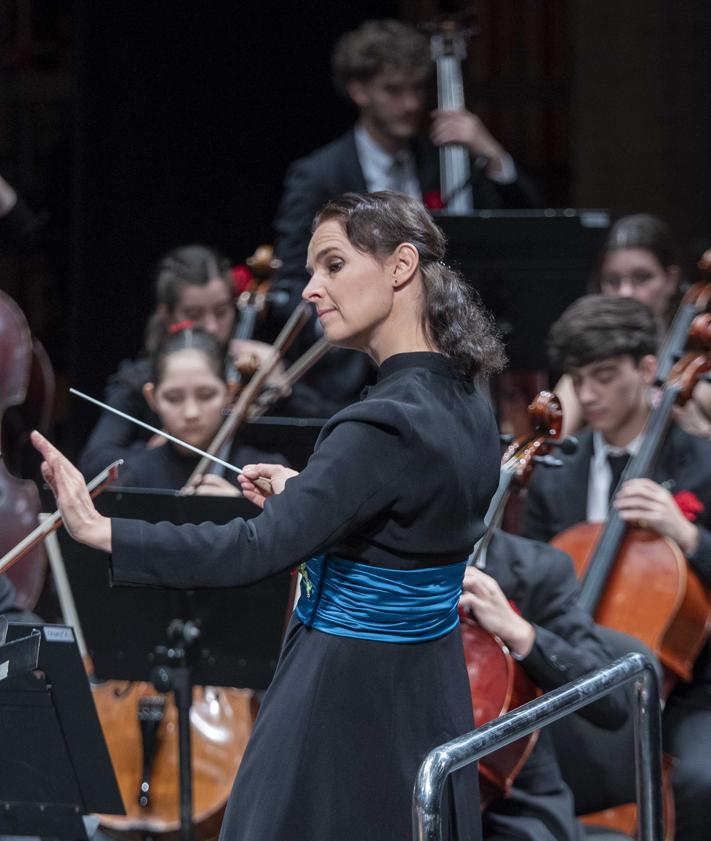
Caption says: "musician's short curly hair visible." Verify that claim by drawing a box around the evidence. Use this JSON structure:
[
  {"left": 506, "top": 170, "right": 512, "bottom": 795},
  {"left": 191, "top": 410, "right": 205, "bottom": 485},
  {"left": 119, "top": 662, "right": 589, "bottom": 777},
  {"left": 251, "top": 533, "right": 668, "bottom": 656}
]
[
  {"left": 548, "top": 295, "right": 658, "bottom": 372},
  {"left": 331, "top": 19, "right": 431, "bottom": 96}
]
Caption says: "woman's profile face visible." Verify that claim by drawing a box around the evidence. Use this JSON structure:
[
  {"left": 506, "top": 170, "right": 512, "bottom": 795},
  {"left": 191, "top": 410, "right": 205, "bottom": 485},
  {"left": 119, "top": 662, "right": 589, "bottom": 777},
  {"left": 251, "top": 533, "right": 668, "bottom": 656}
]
[
  {"left": 303, "top": 220, "right": 396, "bottom": 350},
  {"left": 599, "top": 247, "right": 679, "bottom": 318}
]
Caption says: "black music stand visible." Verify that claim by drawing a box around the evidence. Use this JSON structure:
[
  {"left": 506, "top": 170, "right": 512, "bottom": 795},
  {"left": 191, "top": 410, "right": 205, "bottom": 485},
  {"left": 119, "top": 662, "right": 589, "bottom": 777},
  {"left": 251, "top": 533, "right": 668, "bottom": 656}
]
[
  {"left": 0, "top": 615, "right": 40, "bottom": 681},
  {"left": 57, "top": 490, "right": 295, "bottom": 841},
  {"left": 437, "top": 210, "right": 611, "bottom": 370},
  {"left": 0, "top": 623, "right": 124, "bottom": 839}
]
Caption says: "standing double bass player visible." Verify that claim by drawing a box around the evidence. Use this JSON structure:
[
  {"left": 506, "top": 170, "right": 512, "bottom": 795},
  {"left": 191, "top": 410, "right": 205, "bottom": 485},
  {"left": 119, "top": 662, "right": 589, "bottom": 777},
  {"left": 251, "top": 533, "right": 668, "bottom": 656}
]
[{"left": 522, "top": 294, "right": 711, "bottom": 841}]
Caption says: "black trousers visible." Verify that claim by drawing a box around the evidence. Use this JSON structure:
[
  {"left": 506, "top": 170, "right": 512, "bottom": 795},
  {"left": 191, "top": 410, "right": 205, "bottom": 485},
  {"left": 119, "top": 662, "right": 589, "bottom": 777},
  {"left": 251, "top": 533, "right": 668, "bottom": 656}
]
[{"left": 663, "top": 682, "right": 711, "bottom": 841}]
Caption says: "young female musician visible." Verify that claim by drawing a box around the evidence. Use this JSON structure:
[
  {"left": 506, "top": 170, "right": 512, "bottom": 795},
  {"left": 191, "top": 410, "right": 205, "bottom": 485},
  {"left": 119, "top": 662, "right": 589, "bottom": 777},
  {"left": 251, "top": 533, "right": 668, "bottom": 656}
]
[
  {"left": 117, "top": 325, "right": 287, "bottom": 493},
  {"left": 553, "top": 213, "right": 711, "bottom": 437},
  {"left": 33, "top": 191, "right": 504, "bottom": 841},
  {"left": 79, "top": 244, "right": 284, "bottom": 478}
]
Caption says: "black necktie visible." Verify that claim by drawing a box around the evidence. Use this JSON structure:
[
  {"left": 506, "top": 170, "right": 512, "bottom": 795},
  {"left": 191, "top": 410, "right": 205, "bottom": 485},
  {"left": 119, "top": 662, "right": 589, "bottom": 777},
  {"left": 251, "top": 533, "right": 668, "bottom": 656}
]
[{"left": 607, "top": 452, "right": 630, "bottom": 505}]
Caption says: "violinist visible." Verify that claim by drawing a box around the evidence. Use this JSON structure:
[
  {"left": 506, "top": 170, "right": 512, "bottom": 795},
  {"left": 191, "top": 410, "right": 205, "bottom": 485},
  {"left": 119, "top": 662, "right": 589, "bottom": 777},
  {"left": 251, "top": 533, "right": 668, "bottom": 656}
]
[
  {"left": 117, "top": 324, "right": 288, "bottom": 493},
  {"left": 79, "top": 244, "right": 285, "bottom": 478},
  {"left": 522, "top": 294, "right": 711, "bottom": 841},
  {"left": 463, "top": 531, "right": 627, "bottom": 841},
  {"left": 556, "top": 214, "right": 711, "bottom": 439},
  {"left": 31, "top": 190, "right": 504, "bottom": 841},
  {"left": 271, "top": 18, "right": 540, "bottom": 416}
]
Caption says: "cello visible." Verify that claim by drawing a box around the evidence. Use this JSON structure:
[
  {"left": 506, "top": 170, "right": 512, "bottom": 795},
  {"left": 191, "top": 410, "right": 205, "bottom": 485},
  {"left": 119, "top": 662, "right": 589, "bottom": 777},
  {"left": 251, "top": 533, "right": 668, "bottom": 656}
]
[
  {"left": 462, "top": 390, "right": 576, "bottom": 802},
  {"left": 552, "top": 312, "right": 711, "bottom": 685},
  {"left": 0, "top": 289, "right": 54, "bottom": 609}
]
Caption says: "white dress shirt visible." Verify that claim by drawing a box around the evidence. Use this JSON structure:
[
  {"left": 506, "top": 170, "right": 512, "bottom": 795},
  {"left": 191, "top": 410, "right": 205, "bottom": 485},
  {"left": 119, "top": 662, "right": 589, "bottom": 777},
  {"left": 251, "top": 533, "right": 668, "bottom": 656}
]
[
  {"left": 354, "top": 125, "right": 422, "bottom": 198},
  {"left": 587, "top": 430, "right": 644, "bottom": 522}
]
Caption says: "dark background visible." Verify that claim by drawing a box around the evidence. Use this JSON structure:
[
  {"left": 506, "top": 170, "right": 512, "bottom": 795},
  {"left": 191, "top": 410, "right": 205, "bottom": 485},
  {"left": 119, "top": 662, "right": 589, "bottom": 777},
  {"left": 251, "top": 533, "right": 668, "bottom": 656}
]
[{"left": 1, "top": 0, "right": 711, "bottom": 452}]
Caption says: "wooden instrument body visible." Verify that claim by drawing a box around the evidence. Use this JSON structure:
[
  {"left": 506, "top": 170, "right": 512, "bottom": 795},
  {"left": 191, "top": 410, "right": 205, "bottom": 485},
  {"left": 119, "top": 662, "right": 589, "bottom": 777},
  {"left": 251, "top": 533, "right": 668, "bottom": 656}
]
[
  {"left": 93, "top": 681, "right": 254, "bottom": 839},
  {"left": 0, "top": 290, "right": 50, "bottom": 608},
  {"left": 553, "top": 522, "right": 711, "bottom": 684},
  {"left": 460, "top": 615, "right": 539, "bottom": 805}
]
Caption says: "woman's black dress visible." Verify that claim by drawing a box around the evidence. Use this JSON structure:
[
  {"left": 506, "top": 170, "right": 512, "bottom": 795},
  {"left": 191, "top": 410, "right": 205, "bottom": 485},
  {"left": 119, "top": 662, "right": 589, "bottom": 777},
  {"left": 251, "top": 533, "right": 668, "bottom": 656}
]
[{"left": 109, "top": 352, "right": 500, "bottom": 841}]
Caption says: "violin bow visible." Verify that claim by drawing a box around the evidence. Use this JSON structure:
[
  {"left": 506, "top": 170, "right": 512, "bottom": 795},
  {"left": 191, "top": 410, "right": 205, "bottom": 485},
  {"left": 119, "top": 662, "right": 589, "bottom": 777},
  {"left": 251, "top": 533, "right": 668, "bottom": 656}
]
[
  {"left": 185, "top": 301, "right": 311, "bottom": 484},
  {"left": 0, "top": 459, "right": 123, "bottom": 575}
]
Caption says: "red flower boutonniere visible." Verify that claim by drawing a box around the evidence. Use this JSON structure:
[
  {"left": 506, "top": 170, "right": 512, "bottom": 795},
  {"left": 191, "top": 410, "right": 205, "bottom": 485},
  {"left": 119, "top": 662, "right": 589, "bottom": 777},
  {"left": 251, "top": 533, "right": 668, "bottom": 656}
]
[
  {"left": 423, "top": 191, "right": 445, "bottom": 211},
  {"left": 673, "top": 490, "right": 704, "bottom": 522},
  {"left": 231, "top": 264, "right": 254, "bottom": 297}
]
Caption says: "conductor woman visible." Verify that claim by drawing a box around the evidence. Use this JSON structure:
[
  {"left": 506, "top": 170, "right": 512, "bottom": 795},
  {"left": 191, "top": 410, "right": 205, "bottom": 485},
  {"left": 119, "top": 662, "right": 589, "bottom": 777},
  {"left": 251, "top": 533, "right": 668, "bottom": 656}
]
[{"left": 33, "top": 191, "right": 504, "bottom": 841}]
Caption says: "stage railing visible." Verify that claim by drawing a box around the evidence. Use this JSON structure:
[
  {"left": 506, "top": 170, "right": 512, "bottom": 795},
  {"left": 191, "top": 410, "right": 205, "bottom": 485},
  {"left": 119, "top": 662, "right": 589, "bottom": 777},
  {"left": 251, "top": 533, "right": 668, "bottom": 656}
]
[{"left": 412, "top": 652, "right": 663, "bottom": 841}]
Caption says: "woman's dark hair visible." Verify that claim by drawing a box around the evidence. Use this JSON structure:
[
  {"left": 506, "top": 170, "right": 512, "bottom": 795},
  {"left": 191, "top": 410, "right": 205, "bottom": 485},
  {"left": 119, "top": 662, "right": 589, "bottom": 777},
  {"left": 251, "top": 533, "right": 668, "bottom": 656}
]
[
  {"left": 150, "top": 326, "right": 227, "bottom": 387},
  {"left": 548, "top": 294, "right": 658, "bottom": 373},
  {"left": 331, "top": 19, "right": 431, "bottom": 96},
  {"left": 312, "top": 191, "right": 506, "bottom": 379},
  {"left": 144, "top": 244, "right": 234, "bottom": 353},
  {"left": 590, "top": 213, "right": 680, "bottom": 292}
]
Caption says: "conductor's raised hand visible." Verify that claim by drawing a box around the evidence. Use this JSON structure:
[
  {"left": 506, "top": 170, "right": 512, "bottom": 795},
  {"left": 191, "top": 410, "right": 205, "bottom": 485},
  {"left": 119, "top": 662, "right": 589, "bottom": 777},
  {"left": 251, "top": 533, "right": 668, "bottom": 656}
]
[
  {"left": 30, "top": 431, "right": 112, "bottom": 551},
  {"left": 238, "top": 463, "right": 299, "bottom": 509}
]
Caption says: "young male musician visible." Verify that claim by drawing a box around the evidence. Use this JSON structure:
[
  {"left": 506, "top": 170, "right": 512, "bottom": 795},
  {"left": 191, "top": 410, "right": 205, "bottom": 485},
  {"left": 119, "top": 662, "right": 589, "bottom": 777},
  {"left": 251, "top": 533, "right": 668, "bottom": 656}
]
[
  {"left": 463, "top": 529, "right": 628, "bottom": 841},
  {"left": 522, "top": 294, "right": 711, "bottom": 841},
  {"left": 270, "top": 18, "right": 540, "bottom": 415}
]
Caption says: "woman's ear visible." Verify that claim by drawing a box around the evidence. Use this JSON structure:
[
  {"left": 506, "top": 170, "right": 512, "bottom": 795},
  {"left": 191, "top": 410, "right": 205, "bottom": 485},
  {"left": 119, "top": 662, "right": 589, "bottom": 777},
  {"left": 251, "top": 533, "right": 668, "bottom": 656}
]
[
  {"left": 391, "top": 242, "right": 420, "bottom": 288},
  {"left": 143, "top": 382, "right": 158, "bottom": 412}
]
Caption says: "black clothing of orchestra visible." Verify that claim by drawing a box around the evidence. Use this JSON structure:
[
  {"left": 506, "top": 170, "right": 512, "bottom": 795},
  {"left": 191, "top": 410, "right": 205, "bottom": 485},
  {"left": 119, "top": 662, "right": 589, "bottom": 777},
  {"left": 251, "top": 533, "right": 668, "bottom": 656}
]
[
  {"left": 109, "top": 352, "right": 500, "bottom": 841},
  {"left": 521, "top": 423, "right": 711, "bottom": 841},
  {"left": 78, "top": 357, "right": 156, "bottom": 479},
  {"left": 269, "top": 130, "right": 541, "bottom": 416},
  {"left": 481, "top": 531, "right": 626, "bottom": 841}
]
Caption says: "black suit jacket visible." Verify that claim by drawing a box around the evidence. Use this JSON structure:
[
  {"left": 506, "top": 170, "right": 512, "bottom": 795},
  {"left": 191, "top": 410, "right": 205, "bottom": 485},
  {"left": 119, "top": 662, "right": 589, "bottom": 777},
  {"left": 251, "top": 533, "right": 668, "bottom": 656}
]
[
  {"left": 482, "top": 531, "right": 627, "bottom": 841},
  {"left": 522, "top": 424, "right": 711, "bottom": 682}
]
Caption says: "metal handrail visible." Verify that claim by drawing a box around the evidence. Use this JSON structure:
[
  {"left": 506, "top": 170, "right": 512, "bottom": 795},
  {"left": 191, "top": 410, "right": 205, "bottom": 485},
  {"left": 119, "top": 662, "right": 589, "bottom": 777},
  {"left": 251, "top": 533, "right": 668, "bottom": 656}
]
[{"left": 412, "top": 652, "right": 663, "bottom": 841}]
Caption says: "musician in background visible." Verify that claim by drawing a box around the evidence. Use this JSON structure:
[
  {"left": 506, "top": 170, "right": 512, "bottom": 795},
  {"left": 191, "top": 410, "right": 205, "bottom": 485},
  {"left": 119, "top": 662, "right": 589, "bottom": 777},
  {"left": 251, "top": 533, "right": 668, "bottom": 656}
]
[
  {"left": 271, "top": 18, "right": 540, "bottom": 416},
  {"left": 522, "top": 294, "right": 711, "bottom": 841},
  {"left": 556, "top": 213, "right": 711, "bottom": 439},
  {"left": 78, "top": 244, "right": 287, "bottom": 478},
  {"left": 463, "top": 530, "right": 627, "bottom": 841},
  {"left": 117, "top": 325, "right": 288, "bottom": 493}
]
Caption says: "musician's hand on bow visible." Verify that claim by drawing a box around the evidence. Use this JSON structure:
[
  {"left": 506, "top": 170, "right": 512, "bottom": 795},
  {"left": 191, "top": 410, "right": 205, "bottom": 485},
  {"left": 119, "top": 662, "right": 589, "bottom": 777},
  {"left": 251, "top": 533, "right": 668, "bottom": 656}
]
[
  {"left": 430, "top": 109, "right": 508, "bottom": 176},
  {"left": 460, "top": 566, "right": 535, "bottom": 658},
  {"left": 30, "top": 431, "right": 112, "bottom": 551},
  {"left": 238, "top": 463, "right": 298, "bottom": 509},
  {"left": 183, "top": 473, "right": 241, "bottom": 497},
  {"left": 229, "top": 338, "right": 288, "bottom": 391},
  {"left": 614, "top": 478, "right": 699, "bottom": 556}
]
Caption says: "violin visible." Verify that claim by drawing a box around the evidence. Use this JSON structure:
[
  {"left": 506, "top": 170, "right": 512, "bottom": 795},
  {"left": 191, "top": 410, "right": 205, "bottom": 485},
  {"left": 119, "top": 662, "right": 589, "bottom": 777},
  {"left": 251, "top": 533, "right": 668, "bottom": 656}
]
[
  {"left": 428, "top": 13, "right": 475, "bottom": 214},
  {"left": 185, "top": 301, "right": 312, "bottom": 487},
  {"left": 462, "top": 391, "right": 576, "bottom": 803},
  {"left": 233, "top": 244, "right": 282, "bottom": 344},
  {"left": 552, "top": 312, "right": 711, "bottom": 686},
  {"left": 0, "top": 289, "right": 54, "bottom": 609}
]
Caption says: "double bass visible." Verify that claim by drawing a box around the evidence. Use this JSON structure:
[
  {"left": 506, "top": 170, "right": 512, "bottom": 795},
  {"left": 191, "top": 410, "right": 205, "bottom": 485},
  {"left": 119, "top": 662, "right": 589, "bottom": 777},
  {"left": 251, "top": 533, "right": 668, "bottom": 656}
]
[{"left": 0, "top": 289, "right": 54, "bottom": 609}]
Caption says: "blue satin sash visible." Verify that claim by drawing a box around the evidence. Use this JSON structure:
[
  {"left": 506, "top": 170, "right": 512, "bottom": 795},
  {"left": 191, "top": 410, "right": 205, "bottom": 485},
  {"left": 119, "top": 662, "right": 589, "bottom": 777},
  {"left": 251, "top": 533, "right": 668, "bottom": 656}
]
[{"left": 295, "top": 555, "right": 466, "bottom": 643}]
